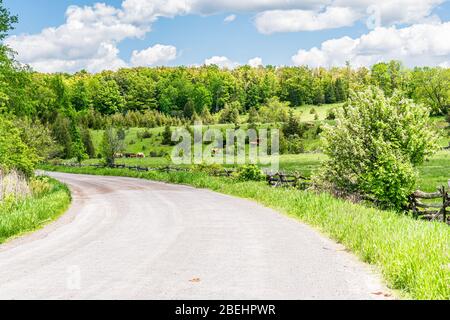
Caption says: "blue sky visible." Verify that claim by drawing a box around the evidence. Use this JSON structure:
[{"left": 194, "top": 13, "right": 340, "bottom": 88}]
[{"left": 3, "top": 1, "right": 450, "bottom": 72}]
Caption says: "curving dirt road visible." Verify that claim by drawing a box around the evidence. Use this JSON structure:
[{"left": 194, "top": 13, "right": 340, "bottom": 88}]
[{"left": 0, "top": 172, "right": 391, "bottom": 300}]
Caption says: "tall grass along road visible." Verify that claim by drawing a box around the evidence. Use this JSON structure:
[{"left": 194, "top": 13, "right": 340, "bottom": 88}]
[{"left": 0, "top": 172, "right": 390, "bottom": 300}]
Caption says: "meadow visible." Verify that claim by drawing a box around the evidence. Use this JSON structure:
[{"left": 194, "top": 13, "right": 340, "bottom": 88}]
[{"left": 84, "top": 104, "right": 449, "bottom": 193}]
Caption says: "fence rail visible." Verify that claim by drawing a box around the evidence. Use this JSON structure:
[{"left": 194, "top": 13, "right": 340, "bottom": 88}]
[
  {"left": 408, "top": 182, "right": 450, "bottom": 224},
  {"left": 266, "top": 173, "right": 311, "bottom": 189}
]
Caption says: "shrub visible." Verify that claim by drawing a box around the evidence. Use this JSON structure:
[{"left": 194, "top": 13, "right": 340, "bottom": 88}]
[
  {"left": 219, "top": 101, "right": 241, "bottom": 125},
  {"left": 191, "top": 163, "right": 224, "bottom": 175},
  {"left": 326, "top": 108, "right": 337, "bottom": 120},
  {"left": 162, "top": 125, "right": 174, "bottom": 145},
  {"left": 0, "top": 117, "right": 38, "bottom": 177},
  {"left": 237, "top": 164, "right": 265, "bottom": 181},
  {"left": 29, "top": 176, "right": 51, "bottom": 197},
  {"left": 137, "top": 129, "right": 152, "bottom": 140},
  {"left": 316, "top": 87, "right": 439, "bottom": 210},
  {"left": 258, "top": 97, "right": 289, "bottom": 123},
  {"left": 287, "top": 135, "right": 305, "bottom": 154}
]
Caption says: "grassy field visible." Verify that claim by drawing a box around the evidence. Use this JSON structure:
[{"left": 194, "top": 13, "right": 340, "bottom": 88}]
[
  {"left": 292, "top": 103, "right": 342, "bottom": 121},
  {"left": 41, "top": 164, "right": 450, "bottom": 300},
  {"left": 0, "top": 177, "right": 71, "bottom": 244}
]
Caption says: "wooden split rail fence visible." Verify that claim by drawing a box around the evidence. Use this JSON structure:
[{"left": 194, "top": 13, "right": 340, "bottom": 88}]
[
  {"left": 267, "top": 173, "right": 311, "bottom": 190},
  {"left": 408, "top": 181, "right": 450, "bottom": 224}
]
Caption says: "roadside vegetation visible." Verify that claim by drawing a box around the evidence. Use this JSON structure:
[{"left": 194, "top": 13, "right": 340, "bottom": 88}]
[{"left": 0, "top": 173, "right": 71, "bottom": 243}]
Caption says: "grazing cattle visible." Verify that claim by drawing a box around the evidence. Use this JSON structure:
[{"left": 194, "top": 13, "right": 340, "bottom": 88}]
[
  {"left": 124, "top": 153, "right": 138, "bottom": 158},
  {"left": 114, "top": 153, "right": 124, "bottom": 158},
  {"left": 136, "top": 153, "right": 145, "bottom": 158}
]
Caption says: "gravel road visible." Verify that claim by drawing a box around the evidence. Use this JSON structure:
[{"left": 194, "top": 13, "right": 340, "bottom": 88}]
[{"left": 0, "top": 172, "right": 391, "bottom": 300}]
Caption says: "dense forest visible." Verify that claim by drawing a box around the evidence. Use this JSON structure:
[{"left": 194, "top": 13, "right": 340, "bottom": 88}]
[{"left": 0, "top": 0, "right": 449, "bottom": 165}]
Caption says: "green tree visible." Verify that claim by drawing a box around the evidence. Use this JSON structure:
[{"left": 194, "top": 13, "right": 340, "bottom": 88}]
[
  {"left": 0, "top": 117, "right": 38, "bottom": 177},
  {"left": 219, "top": 101, "right": 240, "bottom": 125},
  {"left": 70, "top": 123, "right": 87, "bottom": 164},
  {"left": 324, "top": 82, "right": 336, "bottom": 104},
  {"left": 101, "top": 127, "right": 124, "bottom": 167},
  {"left": 162, "top": 125, "right": 173, "bottom": 145},
  {"left": 247, "top": 107, "right": 259, "bottom": 130},
  {"left": 89, "top": 77, "right": 124, "bottom": 114},
  {"left": 258, "top": 97, "right": 289, "bottom": 123},
  {"left": 183, "top": 99, "right": 195, "bottom": 119},
  {"left": 411, "top": 67, "right": 450, "bottom": 115},
  {"left": 14, "top": 117, "right": 60, "bottom": 160},
  {"left": 81, "top": 127, "right": 96, "bottom": 159},
  {"left": 334, "top": 78, "right": 347, "bottom": 102},
  {"left": 51, "top": 113, "right": 72, "bottom": 159},
  {"left": 283, "top": 110, "right": 303, "bottom": 138},
  {"left": 70, "top": 78, "right": 90, "bottom": 111},
  {"left": 0, "top": 0, "right": 17, "bottom": 41},
  {"left": 317, "top": 87, "right": 439, "bottom": 210}
]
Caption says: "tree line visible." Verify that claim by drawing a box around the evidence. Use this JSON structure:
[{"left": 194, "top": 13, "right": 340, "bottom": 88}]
[
  {"left": 3, "top": 59, "right": 450, "bottom": 124},
  {"left": 1, "top": 0, "right": 450, "bottom": 172}
]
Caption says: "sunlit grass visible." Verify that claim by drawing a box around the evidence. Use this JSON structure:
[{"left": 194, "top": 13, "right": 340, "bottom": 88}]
[{"left": 0, "top": 178, "right": 71, "bottom": 244}]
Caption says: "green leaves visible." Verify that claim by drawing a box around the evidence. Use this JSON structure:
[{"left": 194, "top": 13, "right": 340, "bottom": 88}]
[
  {"left": 318, "top": 86, "right": 439, "bottom": 210},
  {"left": 0, "top": 117, "right": 39, "bottom": 177}
]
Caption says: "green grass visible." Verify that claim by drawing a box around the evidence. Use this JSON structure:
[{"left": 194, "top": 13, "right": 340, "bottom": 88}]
[
  {"left": 0, "top": 178, "right": 71, "bottom": 244},
  {"left": 80, "top": 150, "right": 449, "bottom": 192},
  {"left": 41, "top": 164, "right": 450, "bottom": 300},
  {"left": 292, "top": 103, "right": 343, "bottom": 122}
]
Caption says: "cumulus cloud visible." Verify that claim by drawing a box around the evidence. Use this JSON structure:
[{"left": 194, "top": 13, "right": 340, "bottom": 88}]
[
  {"left": 204, "top": 56, "right": 240, "bottom": 69},
  {"left": 255, "top": 7, "right": 360, "bottom": 34},
  {"left": 5, "top": 1, "right": 183, "bottom": 73},
  {"left": 291, "top": 22, "right": 450, "bottom": 68},
  {"left": 4, "top": 0, "right": 447, "bottom": 72},
  {"left": 131, "top": 44, "right": 177, "bottom": 66},
  {"left": 224, "top": 14, "right": 236, "bottom": 23},
  {"left": 254, "top": 0, "right": 444, "bottom": 34},
  {"left": 248, "top": 57, "right": 263, "bottom": 67}
]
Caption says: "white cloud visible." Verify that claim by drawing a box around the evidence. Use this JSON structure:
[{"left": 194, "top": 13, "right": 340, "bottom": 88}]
[
  {"left": 5, "top": 1, "right": 183, "bottom": 73},
  {"left": 247, "top": 57, "right": 263, "bottom": 67},
  {"left": 204, "top": 56, "right": 240, "bottom": 69},
  {"left": 292, "top": 22, "right": 450, "bottom": 68},
  {"left": 334, "top": 0, "right": 444, "bottom": 26},
  {"left": 131, "top": 44, "right": 177, "bottom": 66},
  {"left": 224, "top": 14, "right": 236, "bottom": 23},
  {"left": 253, "top": 0, "right": 445, "bottom": 34},
  {"left": 4, "top": 0, "right": 447, "bottom": 72},
  {"left": 255, "top": 7, "right": 360, "bottom": 34}
]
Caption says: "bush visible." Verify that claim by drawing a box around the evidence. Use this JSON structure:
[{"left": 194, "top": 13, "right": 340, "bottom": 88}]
[
  {"left": 316, "top": 87, "right": 439, "bottom": 210},
  {"left": 326, "top": 108, "right": 337, "bottom": 120},
  {"left": 0, "top": 117, "right": 38, "bottom": 177},
  {"left": 219, "top": 101, "right": 241, "bottom": 125},
  {"left": 258, "top": 97, "right": 289, "bottom": 123},
  {"left": 191, "top": 163, "right": 224, "bottom": 175},
  {"left": 237, "top": 164, "right": 265, "bottom": 181},
  {"left": 137, "top": 129, "right": 152, "bottom": 140},
  {"left": 287, "top": 135, "right": 305, "bottom": 154},
  {"left": 29, "top": 176, "right": 52, "bottom": 197}
]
